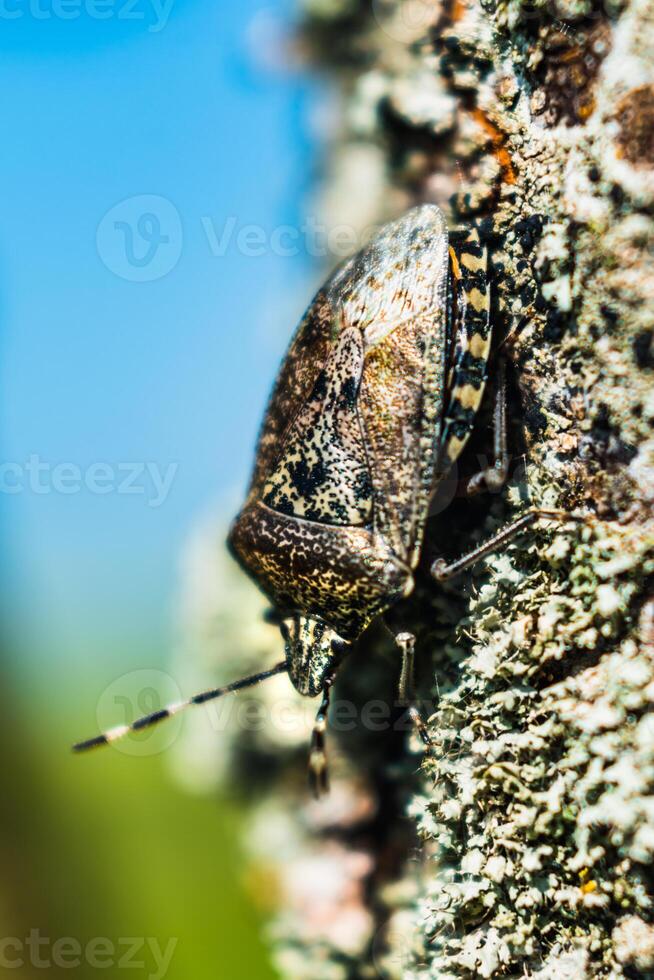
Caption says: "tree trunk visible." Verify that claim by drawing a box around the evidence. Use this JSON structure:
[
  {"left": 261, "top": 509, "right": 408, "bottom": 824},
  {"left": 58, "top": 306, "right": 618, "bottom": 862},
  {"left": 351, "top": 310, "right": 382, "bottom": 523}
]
[{"left": 176, "top": 1, "right": 654, "bottom": 975}]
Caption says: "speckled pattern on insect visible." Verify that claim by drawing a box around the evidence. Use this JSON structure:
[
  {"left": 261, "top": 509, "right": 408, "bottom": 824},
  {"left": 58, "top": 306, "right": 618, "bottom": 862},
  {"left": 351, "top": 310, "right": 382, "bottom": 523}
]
[{"left": 229, "top": 201, "right": 492, "bottom": 673}]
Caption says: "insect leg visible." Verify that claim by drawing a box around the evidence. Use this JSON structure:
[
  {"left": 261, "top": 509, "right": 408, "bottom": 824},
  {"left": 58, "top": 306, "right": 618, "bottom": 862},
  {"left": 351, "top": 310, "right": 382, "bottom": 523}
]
[
  {"left": 308, "top": 678, "right": 333, "bottom": 799},
  {"left": 431, "top": 509, "right": 586, "bottom": 581},
  {"left": 462, "top": 354, "right": 509, "bottom": 496},
  {"left": 393, "top": 630, "right": 434, "bottom": 748},
  {"left": 73, "top": 661, "right": 287, "bottom": 752}
]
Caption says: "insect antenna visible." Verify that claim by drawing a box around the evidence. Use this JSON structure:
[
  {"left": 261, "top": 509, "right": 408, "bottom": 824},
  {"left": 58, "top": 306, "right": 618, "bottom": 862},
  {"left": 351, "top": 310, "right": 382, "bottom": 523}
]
[{"left": 73, "top": 661, "right": 288, "bottom": 753}]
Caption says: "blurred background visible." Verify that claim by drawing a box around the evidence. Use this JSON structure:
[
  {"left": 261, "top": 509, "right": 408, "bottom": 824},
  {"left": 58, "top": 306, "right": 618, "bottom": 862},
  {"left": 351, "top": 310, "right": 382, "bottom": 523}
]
[{"left": 0, "top": 1, "right": 327, "bottom": 975}]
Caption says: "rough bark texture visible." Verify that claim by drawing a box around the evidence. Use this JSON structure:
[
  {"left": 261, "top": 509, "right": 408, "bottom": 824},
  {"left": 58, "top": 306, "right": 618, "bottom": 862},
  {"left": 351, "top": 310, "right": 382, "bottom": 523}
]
[{"left": 174, "top": 0, "right": 654, "bottom": 976}]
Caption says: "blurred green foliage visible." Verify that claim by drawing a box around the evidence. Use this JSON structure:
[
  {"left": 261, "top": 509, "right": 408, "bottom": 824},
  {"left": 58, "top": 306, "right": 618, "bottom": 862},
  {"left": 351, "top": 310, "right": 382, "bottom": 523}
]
[{"left": 1, "top": 658, "right": 278, "bottom": 980}]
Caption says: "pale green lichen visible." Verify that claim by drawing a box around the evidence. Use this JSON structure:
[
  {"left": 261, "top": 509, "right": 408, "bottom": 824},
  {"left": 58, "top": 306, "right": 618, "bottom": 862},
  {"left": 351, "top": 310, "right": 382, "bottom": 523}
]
[{"left": 404, "top": 514, "right": 654, "bottom": 977}]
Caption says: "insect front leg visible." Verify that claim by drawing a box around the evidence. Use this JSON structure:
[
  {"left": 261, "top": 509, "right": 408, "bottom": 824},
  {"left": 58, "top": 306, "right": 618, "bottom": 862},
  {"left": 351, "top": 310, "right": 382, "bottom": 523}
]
[
  {"left": 308, "top": 678, "right": 333, "bottom": 798},
  {"left": 389, "top": 629, "right": 434, "bottom": 748}
]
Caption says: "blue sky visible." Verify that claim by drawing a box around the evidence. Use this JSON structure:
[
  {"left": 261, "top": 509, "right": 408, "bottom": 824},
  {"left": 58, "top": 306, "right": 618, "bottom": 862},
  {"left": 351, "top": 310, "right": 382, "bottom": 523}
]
[{"left": 0, "top": 0, "right": 322, "bottom": 672}]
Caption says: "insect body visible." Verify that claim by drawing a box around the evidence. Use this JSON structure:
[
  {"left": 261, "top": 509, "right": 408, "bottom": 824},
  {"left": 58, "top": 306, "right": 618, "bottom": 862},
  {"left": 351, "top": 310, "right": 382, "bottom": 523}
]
[
  {"left": 75, "top": 204, "right": 500, "bottom": 791},
  {"left": 228, "top": 205, "right": 492, "bottom": 695}
]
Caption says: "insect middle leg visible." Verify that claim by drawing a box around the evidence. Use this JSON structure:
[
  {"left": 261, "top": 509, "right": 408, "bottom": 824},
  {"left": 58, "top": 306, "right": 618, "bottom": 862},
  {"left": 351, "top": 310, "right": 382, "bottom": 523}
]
[
  {"left": 460, "top": 353, "right": 509, "bottom": 497},
  {"left": 389, "top": 629, "right": 434, "bottom": 748}
]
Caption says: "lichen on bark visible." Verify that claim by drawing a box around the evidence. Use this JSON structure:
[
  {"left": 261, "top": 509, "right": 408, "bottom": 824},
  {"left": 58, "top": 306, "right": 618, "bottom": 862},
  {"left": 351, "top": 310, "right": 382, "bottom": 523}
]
[{"left": 173, "top": 0, "right": 654, "bottom": 976}]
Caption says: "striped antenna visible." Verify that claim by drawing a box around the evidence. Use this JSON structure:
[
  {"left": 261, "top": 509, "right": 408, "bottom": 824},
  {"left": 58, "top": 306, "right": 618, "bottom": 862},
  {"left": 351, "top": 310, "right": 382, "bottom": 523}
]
[{"left": 73, "top": 661, "right": 288, "bottom": 753}]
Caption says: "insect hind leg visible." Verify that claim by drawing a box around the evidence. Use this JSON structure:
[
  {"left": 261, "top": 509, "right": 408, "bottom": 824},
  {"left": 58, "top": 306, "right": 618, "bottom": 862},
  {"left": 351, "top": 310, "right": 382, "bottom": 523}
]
[{"left": 431, "top": 508, "right": 586, "bottom": 581}]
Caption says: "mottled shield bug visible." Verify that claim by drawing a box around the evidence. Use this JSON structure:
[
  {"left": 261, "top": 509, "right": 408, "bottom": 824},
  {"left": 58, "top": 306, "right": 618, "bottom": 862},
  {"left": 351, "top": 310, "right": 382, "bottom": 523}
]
[{"left": 75, "top": 204, "right": 560, "bottom": 793}]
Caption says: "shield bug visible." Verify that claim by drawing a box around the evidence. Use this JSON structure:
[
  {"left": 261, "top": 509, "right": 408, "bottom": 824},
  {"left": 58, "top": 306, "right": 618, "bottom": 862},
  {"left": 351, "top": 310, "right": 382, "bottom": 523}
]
[{"left": 74, "top": 204, "right": 562, "bottom": 793}]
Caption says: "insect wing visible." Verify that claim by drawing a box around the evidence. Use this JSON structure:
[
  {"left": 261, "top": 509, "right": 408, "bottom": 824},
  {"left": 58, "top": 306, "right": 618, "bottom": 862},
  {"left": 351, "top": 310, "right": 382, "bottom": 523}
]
[
  {"left": 247, "top": 205, "right": 449, "bottom": 567},
  {"left": 248, "top": 288, "right": 337, "bottom": 498},
  {"left": 261, "top": 326, "right": 373, "bottom": 526},
  {"left": 333, "top": 205, "right": 450, "bottom": 566}
]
